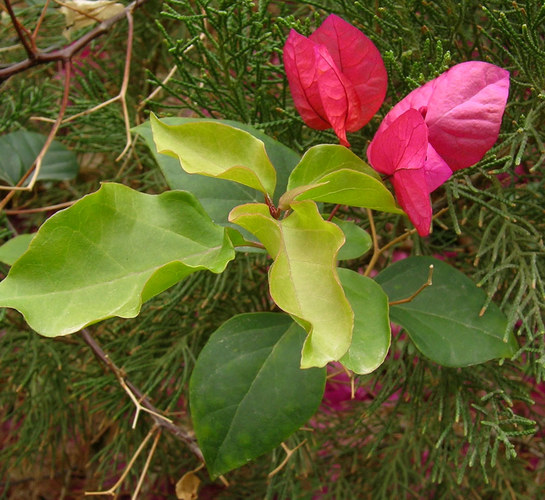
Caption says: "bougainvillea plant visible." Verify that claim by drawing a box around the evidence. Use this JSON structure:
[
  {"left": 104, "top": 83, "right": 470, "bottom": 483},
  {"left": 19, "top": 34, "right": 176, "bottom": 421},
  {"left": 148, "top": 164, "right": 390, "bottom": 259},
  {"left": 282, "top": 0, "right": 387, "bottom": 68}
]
[{"left": 0, "top": 14, "right": 516, "bottom": 478}]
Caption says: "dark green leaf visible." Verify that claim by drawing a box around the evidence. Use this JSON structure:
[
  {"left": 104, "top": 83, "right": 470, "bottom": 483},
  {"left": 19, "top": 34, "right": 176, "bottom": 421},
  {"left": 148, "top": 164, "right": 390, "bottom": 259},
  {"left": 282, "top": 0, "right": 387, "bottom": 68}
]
[
  {"left": 190, "top": 312, "right": 326, "bottom": 478},
  {"left": 375, "top": 257, "right": 518, "bottom": 366},
  {"left": 0, "top": 131, "right": 78, "bottom": 186}
]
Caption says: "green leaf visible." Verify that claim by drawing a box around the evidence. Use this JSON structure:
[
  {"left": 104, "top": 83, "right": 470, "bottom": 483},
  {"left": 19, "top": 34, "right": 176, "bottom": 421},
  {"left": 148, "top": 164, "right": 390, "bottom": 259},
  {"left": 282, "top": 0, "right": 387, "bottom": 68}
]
[
  {"left": 229, "top": 200, "right": 353, "bottom": 368},
  {"left": 334, "top": 218, "right": 372, "bottom": 261},
  {"left": 133, "top": 118, "right": 299, "bottom": 214},
  {"left": 0, "top": 234, "right": 34, "bottom": 266},
  {"left": 150, "top": 114, "right": 277, "bottom": 197},
  {"left": 190, "top": 312, "right": 326, "bottom": 479},
  {"left": 375, "top": 257, "right": 518, "bottom": 367},
  {"left": 0, "top": 183, "right": 235, "bottom": 337},
  {"left": 0, "top": 130, "right": 79, "bottom": 186},
  {"left": 225, "top": 227, "right": 266, "bottom": 254},
  {"left": 280, "top": 145, "right": 401, "bottom": 213},
  {"left": 337, "top": 268, "right": 391, "bottom": 374}
]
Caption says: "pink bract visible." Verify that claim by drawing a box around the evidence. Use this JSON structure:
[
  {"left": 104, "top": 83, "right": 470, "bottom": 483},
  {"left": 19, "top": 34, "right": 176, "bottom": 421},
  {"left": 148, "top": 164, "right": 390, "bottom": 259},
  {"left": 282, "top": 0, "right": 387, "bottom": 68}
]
[
  {"left": 367, "top": 61, "right": 510, "bottom": 235},
  {"left": 283, "top": 14, "right": 387, "bottom": 147}
]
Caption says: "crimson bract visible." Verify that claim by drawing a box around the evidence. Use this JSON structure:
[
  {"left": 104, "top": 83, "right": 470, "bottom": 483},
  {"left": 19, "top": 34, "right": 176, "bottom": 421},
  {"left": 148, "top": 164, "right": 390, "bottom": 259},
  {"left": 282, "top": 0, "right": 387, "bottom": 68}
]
[{"left": 283, "top": 14, "right": 387, "bottom": 147}]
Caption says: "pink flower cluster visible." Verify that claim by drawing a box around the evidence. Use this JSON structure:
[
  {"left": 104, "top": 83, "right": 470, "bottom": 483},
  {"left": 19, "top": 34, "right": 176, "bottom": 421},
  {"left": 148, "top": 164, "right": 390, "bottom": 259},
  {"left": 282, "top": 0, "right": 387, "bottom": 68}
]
[{"left": 283, "top": 15, "right": 510, "bottom": 236}]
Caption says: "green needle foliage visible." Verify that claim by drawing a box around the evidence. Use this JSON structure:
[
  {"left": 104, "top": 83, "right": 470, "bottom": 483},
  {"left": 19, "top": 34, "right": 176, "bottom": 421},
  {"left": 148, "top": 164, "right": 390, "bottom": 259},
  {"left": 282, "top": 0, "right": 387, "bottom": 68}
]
[{"left": 1, "top": 0, "right": 544, "bottom": 498}]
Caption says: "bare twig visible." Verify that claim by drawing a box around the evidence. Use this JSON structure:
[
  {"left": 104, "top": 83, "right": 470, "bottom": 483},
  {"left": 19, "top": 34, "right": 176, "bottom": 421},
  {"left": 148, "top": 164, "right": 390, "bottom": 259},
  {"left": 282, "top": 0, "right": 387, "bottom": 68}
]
[
  {"left": 0, "top": 60, "right": 73, "bottom": 212},
  {"left": 131, "top": 429, "right": 162, "bottom": 500},
  {"left": 363, "top": 208, "right": 380, "bottom": 277},
  {"left": 137, "top": 65, "right": 177, "bottom": 112},
  {"left": 326, "top": 203, "right": 341, "bottom": 222},
  {"left": 364, "top": 207, "right": 449, "bottom": 277},
  {"left": 32, "top": 0, "right": 52, "bottom": 42},
  {"left": 80, "top": 329, "right": 204, "bottom": 463},
  {"left": 85, "top": 425, "right": 159, "bottom": 496},
  {"left": 0, "top": 0, "right": 149, "bottom": 83},
  {"left": 268, "top": 441, "right": 307, "bottom": 478},
  {"left": 4, "top": 0, "right": 35, "bottom": 59},
  {"left": 389, "top": 264, "right": 434, "bottom": 306},
  {"left": 54, "top": 10, "right": 135, "bottom": 161},
  {"left": 3, "top": 200, "right": 75, "bottom": 215}
]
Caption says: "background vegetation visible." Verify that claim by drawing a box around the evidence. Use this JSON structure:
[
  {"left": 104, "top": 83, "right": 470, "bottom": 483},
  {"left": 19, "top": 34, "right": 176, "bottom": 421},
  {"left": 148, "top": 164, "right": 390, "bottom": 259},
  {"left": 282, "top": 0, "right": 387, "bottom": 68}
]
[{"left": 0, "top": 0, "right": 544, "bottom": 497}]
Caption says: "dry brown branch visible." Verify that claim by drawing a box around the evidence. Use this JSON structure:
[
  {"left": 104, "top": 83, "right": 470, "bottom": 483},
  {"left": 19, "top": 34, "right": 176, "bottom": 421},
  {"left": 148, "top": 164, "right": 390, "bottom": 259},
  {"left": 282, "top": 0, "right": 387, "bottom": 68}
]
[
  {"left": 3, "top": 0, "right": 35, "bottom": 59},
  {"left": 0, "top": 0, "right": 149, "bottom": 83},
  {"left": 0, "top": 0, "right": 150, "bottom": 210},
  {"left": 0, "top": 60, "right": 73, "bottom": 214},
  {"left": 81, "top": 329, "right": 204, "bottom": 463},
  {"left": 52, "top": 9, "right": 135, "bottom": 161},
  {"left": 3, "top": 200, "right": 75, "bottom": 214},
  {"left": 132, "top": 429, "right": 162, "bottom": 500}
]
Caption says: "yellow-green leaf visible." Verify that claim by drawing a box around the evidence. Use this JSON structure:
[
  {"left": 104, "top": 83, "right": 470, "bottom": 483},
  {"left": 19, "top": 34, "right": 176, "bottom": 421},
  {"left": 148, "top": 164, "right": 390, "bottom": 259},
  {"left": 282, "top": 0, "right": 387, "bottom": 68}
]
[
  {"left": 150, "top": 114, "right": 276, "bottom": 196},
  {"left": 229, "top": 200, "right": 353, "bottom": 368},
  {"left": 281, "top": 144, "right": 401, "bottom": 213},
  {"left": 0, "top": 183, "right": 235, "bottom": 337}
]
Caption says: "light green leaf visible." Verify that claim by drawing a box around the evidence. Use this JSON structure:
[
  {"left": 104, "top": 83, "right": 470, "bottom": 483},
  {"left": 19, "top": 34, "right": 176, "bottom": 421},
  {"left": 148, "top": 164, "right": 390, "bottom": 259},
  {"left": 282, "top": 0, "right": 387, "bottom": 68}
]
[
  {"left": 190, "top": 312, "right": 326, "bottom": 479},
  {"left": 338, "top": 268, "right": 390, "bottom": 374},
  {"left": 150, "top": 114, "right": 277, "bottom": 197},
  {"left": 0, "top": 183, "right": 234, "bottom": 337},
  {"left": 280, "top": 145, "right": 401, "bottom": 213},
  {"left": 229, "top": 200, "right": 353, "bottom": 368},
  {"left": 0, "top": 130, "right": 79, "bottom": 186},
  {"left": 375, "top": 257, "right": 518, "bottom": 367},
  {"left": 0, "top": 234, "right": 34, "bottom": 266},
  {"left": 334, "top": 218, "right": 372, "bottom": 261},
  {"left": 133, "top": 118, "right": 300, "bottom": 225}
]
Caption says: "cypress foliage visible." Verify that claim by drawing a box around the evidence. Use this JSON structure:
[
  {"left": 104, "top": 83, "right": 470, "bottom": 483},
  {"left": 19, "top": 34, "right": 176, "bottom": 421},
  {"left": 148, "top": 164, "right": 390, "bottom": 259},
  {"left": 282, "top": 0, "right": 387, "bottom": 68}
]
[{"left": 1, "top": 0, "right": 544, "bottom": 497}]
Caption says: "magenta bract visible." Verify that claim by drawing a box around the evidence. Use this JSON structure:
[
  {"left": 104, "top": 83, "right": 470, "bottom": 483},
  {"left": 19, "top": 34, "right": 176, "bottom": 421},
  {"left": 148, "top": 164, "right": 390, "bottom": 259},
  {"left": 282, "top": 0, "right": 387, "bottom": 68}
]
[
  {"left": 283, "top": 15, "right": 387, "bottom": 147},
  {"left": 367, "top": 61, "right": 510, "bottom": 236}
]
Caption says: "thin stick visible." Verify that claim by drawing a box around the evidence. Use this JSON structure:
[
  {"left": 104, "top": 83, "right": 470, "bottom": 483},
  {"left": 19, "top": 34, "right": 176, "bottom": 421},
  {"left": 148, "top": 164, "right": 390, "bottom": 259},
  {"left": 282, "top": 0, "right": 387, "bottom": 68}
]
[
  {"left": 137, "top": 65, "right": 177, "bottom": 112},
  {"left": 81, "top": 329, "right": 204, "bottom": 462},
  {"left": 116, "top": 10, "right": 134, "bottom": 160},
  {"left": 32, "top": 0, "right": 52, "bottom": 42},
  {"left": 267, "top": 440, "right": 307, "bottom": 478},
  {"left": 4, "top": 0, "right": 34, "bottom": 58},
  {"left": 364, "top": 207, "right": 449, "bottom": 277},
  {"left": 131, "top": 429, "right": 162, "bottom": 500},
  {"left": 0, "top": 61, "right": 72, "bottom": 213},
  {"left": 85, "top": 426, "right": 158, "bottom": 496},
  {"left": 3, "top": 201, "right": 75, "bottom": 215},
  {"left": 326, "top": 204, "right": 341, "bottom": 222},
  {"left": 389, "top": 264, "right": 434, "bottom": 306},
  {"left": 363, "top": 208, "right": 380, "bottom": 277}
]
